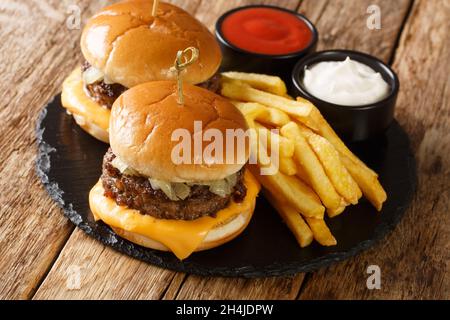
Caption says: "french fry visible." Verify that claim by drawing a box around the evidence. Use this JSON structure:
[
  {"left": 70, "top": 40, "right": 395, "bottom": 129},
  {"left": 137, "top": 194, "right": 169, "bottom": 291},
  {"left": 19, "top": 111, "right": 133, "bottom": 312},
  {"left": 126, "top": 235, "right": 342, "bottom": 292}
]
[
  {"left": 327, "top": 199, "right": 349, "bottom": 218},
  {"left": 264, "top": 191, "right": 313, "bottom": 247},
  {"left": 297, "top": 125, "right": 362, "bottom": 205},
  {"left": 221, "top": 81, "right": 312, "bottom": 118},
  {"left": 340, "top": 155, "right": 387, "bottom": 211},
  {"left": 222, "top": 71, "right": 287, "bottom": 96},
  {"left": 233, "top": 101, "right": 290, "bottom": 127},
  {"left": 305, "top": 218, "right": 337, "bottom": 246},
  {"left": 256, "top": 107, "right": 291, "bottom": 127},
  {"left": 254, "top": 122, "right": 294, "bottom": 158},
  {"left": 281, "top": 122, "right": 342, "bottom": 211},
  {"left": 295, "top": 164, "right": 345, "bottom": 219},
  {"left": 295, "top": 164, "right": 310, "bottom": 185},
  {"left": 279, "top": 156, "right": 297, "bottom": 176},
  {"left": 248, "top": 165, "right": 325, "bottom": 219},
  {"left": 232, "top": 101, "right": 269, "bottom": 121},
  {"left": 254, "top": 124, "right": 296, "bottom": 175}
]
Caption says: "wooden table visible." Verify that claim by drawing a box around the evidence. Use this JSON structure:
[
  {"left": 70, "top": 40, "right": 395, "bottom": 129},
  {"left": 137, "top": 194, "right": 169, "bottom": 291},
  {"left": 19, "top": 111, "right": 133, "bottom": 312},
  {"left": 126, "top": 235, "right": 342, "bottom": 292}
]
[{"left": 0, "top": 0, "right": 448, "bottom": 300}]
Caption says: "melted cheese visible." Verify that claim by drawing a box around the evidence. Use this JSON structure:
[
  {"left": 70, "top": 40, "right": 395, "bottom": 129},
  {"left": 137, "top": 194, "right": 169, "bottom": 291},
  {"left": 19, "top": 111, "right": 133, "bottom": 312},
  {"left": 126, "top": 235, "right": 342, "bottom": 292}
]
[
  {"left": 61, "top": 67, "right": 110, "bottom": 130},
  {"left": 89, "top": 170, "right": 260, "bottom": 259}
]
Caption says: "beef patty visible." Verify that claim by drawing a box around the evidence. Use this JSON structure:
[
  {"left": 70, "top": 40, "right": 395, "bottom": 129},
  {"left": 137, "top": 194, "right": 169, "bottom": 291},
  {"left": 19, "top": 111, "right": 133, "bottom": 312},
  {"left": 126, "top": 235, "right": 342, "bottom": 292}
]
[
  {"left": 82, "top": 61, "right": 221, "bottom": 109},
  {"left": 82, "top": 61, "right": 127, "bottom": 109},
  {"left": 101, "top": 149, "right": 247, "bottom": 220}
]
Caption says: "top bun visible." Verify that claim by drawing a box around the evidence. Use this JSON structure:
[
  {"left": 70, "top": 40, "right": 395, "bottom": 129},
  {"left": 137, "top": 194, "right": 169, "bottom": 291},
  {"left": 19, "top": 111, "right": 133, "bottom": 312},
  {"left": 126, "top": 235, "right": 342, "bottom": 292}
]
[
  {"left": 109, "top": 81, "right": 250, "bottom": 182},
  {"left": 81, "top": 0, "right": 222, "bottom": 88}
]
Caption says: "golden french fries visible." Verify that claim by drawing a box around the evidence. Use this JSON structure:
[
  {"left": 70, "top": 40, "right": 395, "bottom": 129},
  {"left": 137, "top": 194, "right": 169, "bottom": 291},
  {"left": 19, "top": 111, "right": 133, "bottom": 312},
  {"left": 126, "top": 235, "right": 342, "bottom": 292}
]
[
  {"left": 281, "top": 122, "right": 343, "bottom": 212},
  {"left": 264, "top": 191, "right": 313, "bottom": 248},
  {"left": 297, "top": 97, "right": 378, "bottom": 176},
  {"left": 249, "top": 165, "right": 325, "bottom": 219},
  {"left": 279, "top": 156, "right": 297, "bottom": 176},
  {"left": 254, "top": 122, "right": 294, "bottom": 158},
  {"left": 221, "top": 81, "right": 312, "bottom": 118},
  {"left": 305, "top": 218, "right": 337, "bottom": 246},
  {"left": 220, "top": 71, "right": 387, "bottom": 249},
  {"left": 295, "top": 164, "right": 310, "bottom": 185},
  {"left": 232, "top": 101, "right": 269, "bottom": 121},
  {"left": 340, "top": 155, "right": 387, "bottom": 211},
  {"left": 222, "top": 71, "right": 287, "bottom": 96},
  {"left": 233, "top": 101, "right": 291, "bottom": 127},
  {"left": 297, "top": 124, "right": 362, "bottom": 205},
  {"left": 327, "top": 199, "right": 349, "bottom": 218},
  {"left": 257, "top": 107, "right": 291, "bottom": 127}
]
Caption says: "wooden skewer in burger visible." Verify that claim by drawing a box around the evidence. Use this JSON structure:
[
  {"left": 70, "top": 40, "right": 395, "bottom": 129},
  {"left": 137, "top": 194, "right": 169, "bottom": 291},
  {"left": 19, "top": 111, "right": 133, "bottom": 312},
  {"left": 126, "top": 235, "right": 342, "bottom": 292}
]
[
  {"left": 89, "top": 47, "right": 260, "bottom": 260},
  {"left": 61, "top": 0, "right": 222, "bottom": 143}
]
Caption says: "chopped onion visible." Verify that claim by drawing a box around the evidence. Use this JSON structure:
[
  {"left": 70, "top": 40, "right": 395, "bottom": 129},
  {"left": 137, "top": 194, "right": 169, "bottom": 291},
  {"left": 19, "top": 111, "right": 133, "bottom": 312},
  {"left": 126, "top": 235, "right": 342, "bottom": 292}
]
[
  {"left": 208, "top": 179, "right": 232, "bottom": 198},
  {"left": 149, "top": 178, "right": 178, "bottom": 201},
  {"left": 83, "top": 67, "right": 104, "bottom": 84},
  {"left": 148, "top": 172, "right": 239, "bottom": 200},
  {"left": 111, "top": 157, "right": 138, "bottom": 176},
  {"left": 225, "top": 173, "right": 237, "bottom": 188},
  {"left": 173, "top": 183, "right": 191, "bottom": 200}
]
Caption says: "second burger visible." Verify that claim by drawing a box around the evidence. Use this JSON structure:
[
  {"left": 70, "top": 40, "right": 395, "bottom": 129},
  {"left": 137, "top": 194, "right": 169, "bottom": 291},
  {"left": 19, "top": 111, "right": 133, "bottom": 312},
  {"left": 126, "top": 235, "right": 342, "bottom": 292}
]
[{"left": 61, "top": 0, "right": 222, "bottom": 142}]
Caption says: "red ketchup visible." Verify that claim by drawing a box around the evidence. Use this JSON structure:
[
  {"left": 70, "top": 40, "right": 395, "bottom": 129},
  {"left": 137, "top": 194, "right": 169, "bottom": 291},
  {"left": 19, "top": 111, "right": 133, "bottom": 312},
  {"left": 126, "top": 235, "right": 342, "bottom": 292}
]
[{"left": 221, "top": 7, "right": 313, "bottom": 55}]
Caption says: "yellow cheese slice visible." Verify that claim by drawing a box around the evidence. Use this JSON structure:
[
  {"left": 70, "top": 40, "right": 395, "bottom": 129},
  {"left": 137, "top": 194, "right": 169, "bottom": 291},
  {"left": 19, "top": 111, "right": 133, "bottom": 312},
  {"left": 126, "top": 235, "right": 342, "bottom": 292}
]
[{"left": 61, "top": 67, "right": 110, "bottom": 131}]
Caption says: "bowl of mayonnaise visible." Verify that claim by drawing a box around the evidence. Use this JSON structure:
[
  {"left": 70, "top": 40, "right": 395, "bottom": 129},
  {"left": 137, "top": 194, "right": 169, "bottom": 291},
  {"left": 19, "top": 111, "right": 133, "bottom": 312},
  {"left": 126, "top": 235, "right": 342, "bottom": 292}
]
[{"left": 291, "top": 50, "right": 399, "bottom": 141}]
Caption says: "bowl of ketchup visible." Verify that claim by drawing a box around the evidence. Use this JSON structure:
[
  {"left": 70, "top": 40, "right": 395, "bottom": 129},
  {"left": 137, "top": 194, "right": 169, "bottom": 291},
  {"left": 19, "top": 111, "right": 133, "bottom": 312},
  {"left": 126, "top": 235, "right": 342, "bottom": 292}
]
[{"left": 216, "top": 5, "right": 318, "bottom": 82}]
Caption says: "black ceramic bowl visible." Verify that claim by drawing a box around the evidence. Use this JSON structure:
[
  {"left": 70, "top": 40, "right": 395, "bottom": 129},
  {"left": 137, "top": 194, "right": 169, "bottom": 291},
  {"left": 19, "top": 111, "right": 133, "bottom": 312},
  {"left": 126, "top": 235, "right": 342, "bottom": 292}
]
[
  {"left": 215, "top": 5, "right": 318, "bottom": 83},
  {"left": 291, "top": 50, "right": 400, "bottom": 142}
]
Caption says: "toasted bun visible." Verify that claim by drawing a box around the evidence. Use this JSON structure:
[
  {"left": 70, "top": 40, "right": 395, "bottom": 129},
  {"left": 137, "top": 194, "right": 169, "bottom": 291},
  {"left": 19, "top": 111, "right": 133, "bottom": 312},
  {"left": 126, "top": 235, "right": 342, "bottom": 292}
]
[
  {"left": 61, "top": 67, "right": 110, "bottom": 143},
  {"left": 81, "top": 0, "right": 222, "bottom": 88},
  {"left": 111, "top": 206, "right": 253, "bottom": 252},
  {"left": 109, "top": 81, "right": 250, "bottom": 182}
]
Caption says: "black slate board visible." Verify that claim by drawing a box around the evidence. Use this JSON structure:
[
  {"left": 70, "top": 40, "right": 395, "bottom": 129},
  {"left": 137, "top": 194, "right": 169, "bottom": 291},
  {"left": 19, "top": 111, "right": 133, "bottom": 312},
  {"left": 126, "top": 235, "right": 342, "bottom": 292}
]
[{"left": 36, "top": 95, "right": 416, "bottom": 277}]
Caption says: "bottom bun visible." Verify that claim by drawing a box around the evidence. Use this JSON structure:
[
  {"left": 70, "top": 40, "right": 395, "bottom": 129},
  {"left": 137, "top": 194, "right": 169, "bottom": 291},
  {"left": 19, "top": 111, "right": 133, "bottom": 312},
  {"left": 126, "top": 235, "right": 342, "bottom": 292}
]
[
  {"left": 61, "top": 67, "right": 111, "bottom": 143},
  {"left": 111, "top": 207, "right": 253, "bottom": 253}
]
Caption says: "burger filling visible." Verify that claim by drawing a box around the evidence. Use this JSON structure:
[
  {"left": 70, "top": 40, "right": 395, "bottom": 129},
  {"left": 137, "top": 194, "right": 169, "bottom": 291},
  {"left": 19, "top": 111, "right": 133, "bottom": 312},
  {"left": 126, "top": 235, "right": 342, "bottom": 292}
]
[
  {"left": 81, "top": 61, "right": 221, "bottom": 109},
  {"left": 81, "top": 61, "right": 127, "bottom": 109},
  {"left": 101, "top": 148, "right": 247, "bottom": 220}
]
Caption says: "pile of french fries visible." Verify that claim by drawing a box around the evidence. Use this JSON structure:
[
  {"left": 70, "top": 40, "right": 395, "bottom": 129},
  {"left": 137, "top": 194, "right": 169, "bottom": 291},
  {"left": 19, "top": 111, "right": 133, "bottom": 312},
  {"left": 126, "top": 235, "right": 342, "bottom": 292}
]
[{"left": 220, "top": 71, "right": 387, "bottom": 248}]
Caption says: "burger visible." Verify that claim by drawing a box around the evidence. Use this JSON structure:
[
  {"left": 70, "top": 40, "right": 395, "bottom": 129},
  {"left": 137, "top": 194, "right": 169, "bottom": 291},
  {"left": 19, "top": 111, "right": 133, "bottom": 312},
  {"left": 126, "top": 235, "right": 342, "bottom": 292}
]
[
  {"left": 61, "top": 0, "right": 222, "bottom": 142},
  {"left": 89, "top": 81, "right": 260, "bottom": 259}
]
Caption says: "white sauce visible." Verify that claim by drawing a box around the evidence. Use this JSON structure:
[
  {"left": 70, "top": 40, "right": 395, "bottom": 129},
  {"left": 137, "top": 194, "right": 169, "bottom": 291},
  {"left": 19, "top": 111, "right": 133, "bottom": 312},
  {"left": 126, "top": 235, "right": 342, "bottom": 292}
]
[{"left": 303, "top": 57, "right": 390, "bottom": 106}]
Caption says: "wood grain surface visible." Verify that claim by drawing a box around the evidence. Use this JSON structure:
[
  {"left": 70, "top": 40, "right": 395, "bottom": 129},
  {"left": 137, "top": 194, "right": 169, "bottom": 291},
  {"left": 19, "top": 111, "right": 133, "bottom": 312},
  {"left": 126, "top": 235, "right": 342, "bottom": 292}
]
[{"left": 0, "top": 0, "right": 448, "bottom": 300}]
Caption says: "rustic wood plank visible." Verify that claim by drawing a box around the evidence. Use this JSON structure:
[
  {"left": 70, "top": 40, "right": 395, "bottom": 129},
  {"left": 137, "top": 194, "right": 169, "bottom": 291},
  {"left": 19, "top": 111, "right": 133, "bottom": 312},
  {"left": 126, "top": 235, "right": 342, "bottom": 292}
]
[
  {"left": 298, "top": 0, "right": 450, "bottom": 299},
  {"left": 298, "top": 0, "right": 412, "bottom": 63},
  {"left": 162, "top": 273, "right": 187, "bottom": 300},
  {"left": 33, "top": 229, "right": 177, "bottom": 299},
  {"left": 0, "top": 0, "right": 119, "bottom": 299},
  {"left": 175, "top": 275, "right": 305, "bottom": 300}
]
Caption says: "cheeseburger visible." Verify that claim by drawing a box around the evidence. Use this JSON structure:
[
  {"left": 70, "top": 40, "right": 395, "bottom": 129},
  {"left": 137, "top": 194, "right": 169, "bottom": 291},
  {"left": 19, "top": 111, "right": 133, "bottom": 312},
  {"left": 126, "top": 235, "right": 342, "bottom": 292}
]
[
  {"left": 61, "top": 0, "right": 222, "bottom": 142},
  {"left": 89, "top": 81, "right": 260, "bottom": 259}
]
